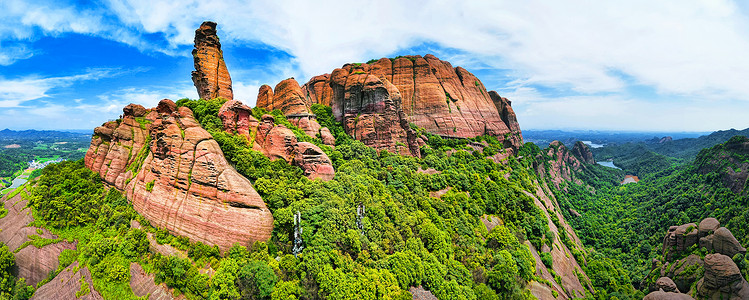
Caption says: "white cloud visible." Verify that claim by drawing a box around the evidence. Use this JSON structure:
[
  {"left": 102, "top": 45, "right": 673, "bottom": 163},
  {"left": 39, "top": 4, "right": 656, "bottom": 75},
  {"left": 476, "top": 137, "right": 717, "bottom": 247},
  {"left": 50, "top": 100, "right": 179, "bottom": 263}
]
[
  {"left": 0, "top": 69, "right": 122, "bottom": 108},
  {"left": 2, "top": 0, "right": 749, "bottom": 131}
]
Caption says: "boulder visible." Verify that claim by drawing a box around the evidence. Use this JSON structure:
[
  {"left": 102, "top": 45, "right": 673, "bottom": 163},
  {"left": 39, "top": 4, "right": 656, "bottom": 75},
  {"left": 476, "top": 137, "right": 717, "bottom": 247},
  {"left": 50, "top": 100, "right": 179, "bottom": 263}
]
[
  {"left": 643, "top": 290, "right": 694, "bottom": 300},
  {"left": 699, "top": 218, "right": 720, "bottom": 238},
  {"left": 267, "top": 78, "right": 309, "bottom": 115},
  {"left": 674, "top": 223, "right": 700, "bottom": 252},
  {"left": 319, "top": 127, "right": 336, "bottom": 146},
  {"left": 191, "top": 21, "right": 233, "bottom": 100},
  {"left": 656, "top": 277, "right": 680, "bottom": 293},
  {"left": 124, "top": 103, "right": 147, "bottom": 117},
  {"left": 253, "top": 115, "right": 335, "bottom": 181},
  {"left": 697, "top": 253, "right": 748, "bottom": 299},
  {"left": 712, "top": 227, "right": 746, "bottom": 258}
]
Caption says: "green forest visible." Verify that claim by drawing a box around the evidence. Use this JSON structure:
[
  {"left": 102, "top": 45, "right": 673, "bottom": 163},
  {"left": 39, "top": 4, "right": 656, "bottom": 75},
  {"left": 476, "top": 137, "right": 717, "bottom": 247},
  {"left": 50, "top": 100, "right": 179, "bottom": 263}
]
[{"left": 2, "top": 98, "right": 748, "bottom": 299}]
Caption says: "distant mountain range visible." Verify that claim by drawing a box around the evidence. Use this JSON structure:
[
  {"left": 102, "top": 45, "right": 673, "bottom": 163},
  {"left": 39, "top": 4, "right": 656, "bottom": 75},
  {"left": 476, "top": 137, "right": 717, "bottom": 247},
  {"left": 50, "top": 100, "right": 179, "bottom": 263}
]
[{"left": 0, "top": 129, "right": 90, "bottom": 140}]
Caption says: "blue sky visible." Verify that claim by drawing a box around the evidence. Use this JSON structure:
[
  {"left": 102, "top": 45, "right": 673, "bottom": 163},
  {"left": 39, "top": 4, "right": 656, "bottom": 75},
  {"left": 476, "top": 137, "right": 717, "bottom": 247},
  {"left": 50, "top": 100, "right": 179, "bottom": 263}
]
[{"left": 1, "top": 0, "right": 749, "bottom": 132}]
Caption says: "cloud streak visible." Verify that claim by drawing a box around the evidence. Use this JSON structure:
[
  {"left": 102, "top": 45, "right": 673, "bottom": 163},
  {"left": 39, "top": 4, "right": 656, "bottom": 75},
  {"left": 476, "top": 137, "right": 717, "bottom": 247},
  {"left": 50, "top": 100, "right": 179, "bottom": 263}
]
[{"left": 1, "top": 0, "right": 749, "bottom": 131}]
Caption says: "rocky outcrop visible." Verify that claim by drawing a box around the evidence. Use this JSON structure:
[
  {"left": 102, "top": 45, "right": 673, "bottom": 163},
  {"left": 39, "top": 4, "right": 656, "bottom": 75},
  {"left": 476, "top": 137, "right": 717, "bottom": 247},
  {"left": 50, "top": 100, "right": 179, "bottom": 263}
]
[
  {"left": 0, "top": 187, "right": 77, "bottom": 287},
  {"left": 218, "top": 100, "right": 259, "bottom": 142},
  {"left": 534, "top": 141, "right": 586, "bottom": 190},
  {"left": 571, "top": 141, "right": 595, "bottom": 164},
  {"left": 330, "top": 71, "right": 422, "bottom": 157},
  {"left": 191, "top": 21, "right": 233, "bottom": 100},
  {"left": 643, "top": 290, "right": 694, "bottom": 300},
  {"left": 30, "top": 262, "right": 103, "bottom": 300},
  {"left": 710, "top": 227, "right": 746, "bottom": 258},
  {"left": 646, "top": 219, "right": 749, "bottom": 299},
  {"left": 253, "top": 55, "right": 522, "bottom": 156},
  {"left": 253, "top": 115, "right": 335, "bottom": 181},
  {"left": 253, "top": 80, "right": 334, "bottom": 147},
  {"left": 85, "top": 99, "right": 274, "bottom": 251},
  {"left": 696, "top": 254, "right": 749, "bottom": 299},
  {"left": 656, "top": 277, "right": 680, "bottom": 293}
]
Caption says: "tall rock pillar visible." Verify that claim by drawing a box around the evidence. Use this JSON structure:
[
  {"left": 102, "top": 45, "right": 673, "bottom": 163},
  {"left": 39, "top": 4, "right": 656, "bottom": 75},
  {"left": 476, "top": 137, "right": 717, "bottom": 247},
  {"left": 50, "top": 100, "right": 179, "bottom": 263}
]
[{"left": 191, "top": 21, "right": 234, "bottom": 100}]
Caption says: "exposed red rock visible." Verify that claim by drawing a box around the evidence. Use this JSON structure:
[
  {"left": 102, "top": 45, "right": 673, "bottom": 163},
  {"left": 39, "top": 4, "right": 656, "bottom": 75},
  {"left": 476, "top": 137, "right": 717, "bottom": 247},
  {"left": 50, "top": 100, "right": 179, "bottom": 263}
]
[
  {"left": 252, "top": 55, "right": 522, "bottom": 156},
  {"left": 535, "top": 141, "right": 586, "bottom": 190},
  {"left": 130, "top": 262, "right": 183, "bottom": 300},
  {"left": 571, "top": 141, "right": 595, "bottom": 164},
  {"left": 256, "top": 84, "right": 273, "bottom": 110},
  {"left": 252, "top": 114, "right": 335, "bottom": 180},
  {"left": 191, "top": 21, "right": 233, "bottom": 100},
  {"left": 218, "top": 99, "right": 259, "bottom": 142},
  {"left": 85, "top": 99, "right": 274, "bottom": 252},
  {"left": 0, "top": 188, "right": 77, "bottom": 287},
  {"left": 268, "top": 78, "right": 310, "bottom": 115},
  {"left": 30, "top": 262, "right": 103, "bottom": 300}
]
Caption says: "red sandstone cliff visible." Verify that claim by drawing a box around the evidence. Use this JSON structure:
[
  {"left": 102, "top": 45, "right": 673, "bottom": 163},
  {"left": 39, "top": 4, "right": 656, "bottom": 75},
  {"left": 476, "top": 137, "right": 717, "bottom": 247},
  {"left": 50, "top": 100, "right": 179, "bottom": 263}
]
[
  {"left": 84, "top": 100, "right": 273, "bottom": 251},
  {"left": 192, "top": 21, "right": 233, "bottom": 100},
  {"left": 255, "top": 55, "right": 523, "bottom": 156}
]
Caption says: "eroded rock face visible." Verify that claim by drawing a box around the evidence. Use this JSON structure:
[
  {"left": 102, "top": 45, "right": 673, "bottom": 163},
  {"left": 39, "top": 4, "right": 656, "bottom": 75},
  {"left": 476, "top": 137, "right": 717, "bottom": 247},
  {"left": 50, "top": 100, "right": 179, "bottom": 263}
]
[
  {"left": 85, "top": 100, "right": 273, "bottom": 251},
  {"left": 696, "top": 253, "right": 749, "bottom": 299},
  {"left": 253, "top": 115, "right": 335, "bottom": 180},
  {"left": 534, "top": 141, "right": 586, "bottom": 190},
  {"left": 255, "top": 55, "right": 523, "bottom": 156},
  {"left": 30, "top": 262, "right": 103, "bottom": 300},
  {"left": 643, "top": 290, "right": 694, "bottom": 300},
  {"left": 571, "top": 141, "right": 595, "bottom": 164},
  {"left": 330, "top": 71, "right": 422, "bottom": 157},
  {"left": 656, "top": 277, "right": 680, "bottom": 293},
  {"left": 218, "top": 99, "right": 259, "bottom": 142},
  {"left": 0, "top": 188, "right": 77, "bottom": 287},
  {"left": 191, "top": 21, "right": 233, "bottom": 100},
  {"left": 699, "top": 218, "right": 720, "bottom": 238},
  {"left": 712, "top": 227, "right": 747, "bottom": 258}
]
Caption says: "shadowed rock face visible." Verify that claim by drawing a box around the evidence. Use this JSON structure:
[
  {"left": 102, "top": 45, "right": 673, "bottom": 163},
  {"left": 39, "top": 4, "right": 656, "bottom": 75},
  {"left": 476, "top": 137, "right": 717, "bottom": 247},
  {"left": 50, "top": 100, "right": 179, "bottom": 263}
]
[
  {"left": 192, "top": 21, "right": 233, "bottom": 100},
  {"left": 254, "top": 55, "right": 522, "bottom": 156},
  {"left": 571, "top": 141, "right": 595, "bottom": 164},
  {"left": 85, "top": 99, "right": 273, "bottom": 252}
]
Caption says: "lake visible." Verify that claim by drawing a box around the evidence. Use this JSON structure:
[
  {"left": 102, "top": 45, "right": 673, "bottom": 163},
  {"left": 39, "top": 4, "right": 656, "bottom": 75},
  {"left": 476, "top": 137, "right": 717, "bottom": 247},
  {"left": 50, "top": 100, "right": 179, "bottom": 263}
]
[
  {"left": 582, "top": 141, "right": 604, "bottom": 148},
  {"left": 597, "top": 161, "right": 621, "bottom": 169}
]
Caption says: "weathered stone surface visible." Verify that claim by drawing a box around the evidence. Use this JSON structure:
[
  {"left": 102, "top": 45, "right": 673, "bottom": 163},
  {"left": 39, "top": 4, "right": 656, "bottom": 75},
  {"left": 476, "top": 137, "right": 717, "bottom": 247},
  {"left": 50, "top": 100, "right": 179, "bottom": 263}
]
[
  {"left": 130, "top": 262, "right": 182, "bottom": 300},
  {"left": 85, "top": 99, "right": 274, "bottom": 252},
  {"left": 656, "top": 277, "right": 680, "bottom": 293},
  {"left": 670, "top": 254, "right": 703, "bottom": 293},
  {"left": 699, "top": 218, "right": 720, "bottom": 238},
  {"left": 287, "top": 114, "right": 322, "bottom": 138},
  {"left": 218, "top": 99, "right": 259, "bottom": 141},
  {"left": 674, "top": 223, "right": 700, "bottom": 252},
  {"left": 255, "top": 55, "right": 523, "bottom": 155},
  {"left": 319, "top": 127, "right": 335, "bottom": 146},
  {"left": 255, "top": 115, "right": 297, "bottom": 161},
  {"left": 266, "top": 78, "right": 310, "bottom": 115},
  {"left": 712, "top": 227, "right": 746, "bottom": 258},
  {"left": 697, "top": 253, "right": 749, "bottom": 299},
  {"left": 256, "top": 84, "right": 273, "bottom": 109},
  {"left": 534, "top": 141, "right": 586, "bottom": 190},
  {"left": 571, "top": 141, "right": 595, "bottom": 164},
  {"left": 191, "top": 21, "right": 233, "bottom": 100},
  {"left": 0, "top": 188, "right": 77, "bottom": 287},
  {"left": 124, "top": 103, "right": 147, "bottom": 117},
  {"left": 643, "top": 290, "right": 694, "bottom": 300},
  {"left": 31, "top": 262, "right": 103, "bottom": 300},
  {"left": 293, "top": 142, "right": 335, "bottom": 181},
  {"left": 252, "top": 114, "right": 335, "bottom": 180}
]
